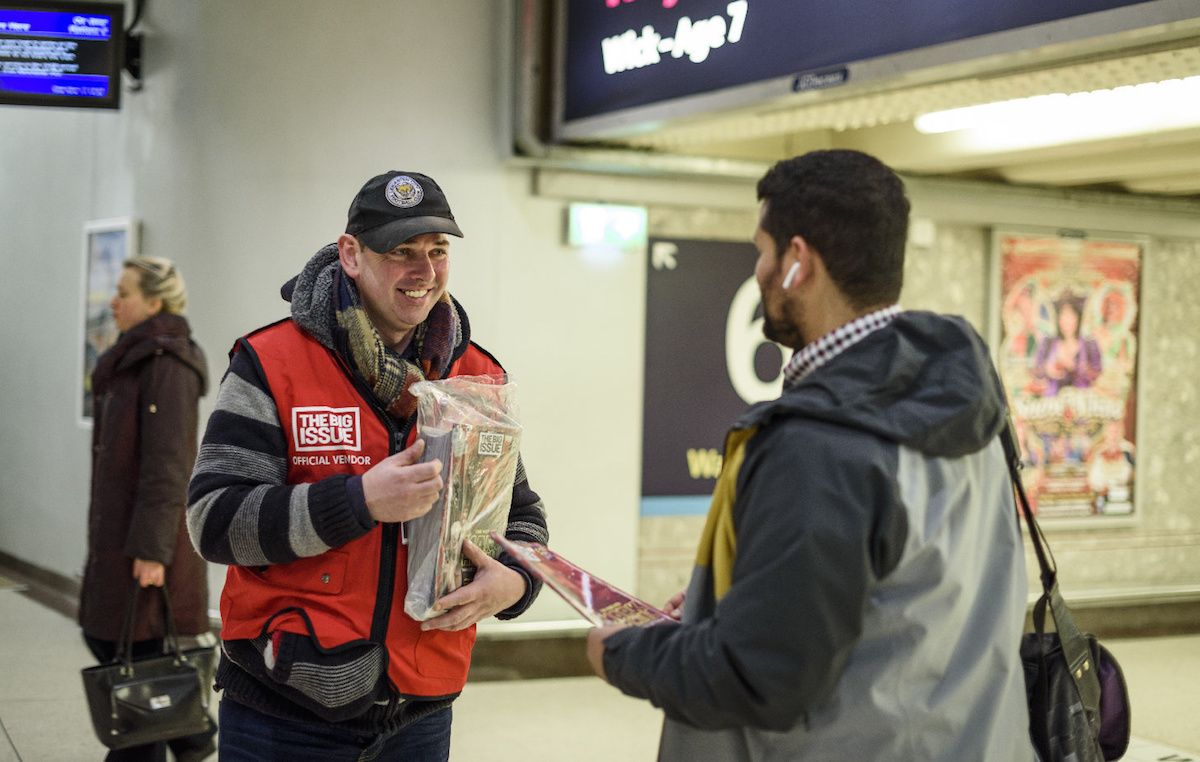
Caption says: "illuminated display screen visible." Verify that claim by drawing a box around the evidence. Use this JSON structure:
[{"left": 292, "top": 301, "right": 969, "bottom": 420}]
[
  {"left": 0, "top": 2, "right": 125, "bottom": 109},
  {"left": 561, "top": 0, "right": 1160, "bottom": 126}
]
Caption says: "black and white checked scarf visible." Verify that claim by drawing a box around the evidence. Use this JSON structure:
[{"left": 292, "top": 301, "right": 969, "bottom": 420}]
[{"left": 783, "top": 305, "right": 902, "bottom": 389}]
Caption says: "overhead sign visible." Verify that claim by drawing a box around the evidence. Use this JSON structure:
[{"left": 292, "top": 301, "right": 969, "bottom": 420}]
[{"left": 559, "top": 0, "right": 1178, "bottom": 136}]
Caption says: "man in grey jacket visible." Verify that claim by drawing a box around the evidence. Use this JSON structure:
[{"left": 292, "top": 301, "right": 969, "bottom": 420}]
[{"left": 587, "top": 150, "right": 1033, "bottom": 760}]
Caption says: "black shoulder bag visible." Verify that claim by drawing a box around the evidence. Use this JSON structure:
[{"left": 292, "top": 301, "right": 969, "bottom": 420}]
[
  {"left": 999, "top": 418, "right": 1132, "bottom": 762},
  {"left": 80, "top": 582, "right": 217, "bottom": 750}
]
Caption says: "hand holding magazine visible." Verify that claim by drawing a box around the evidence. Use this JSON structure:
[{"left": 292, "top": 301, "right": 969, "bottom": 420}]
[{"left": 490, "top": 532, "right": 672, "bottom": 627}]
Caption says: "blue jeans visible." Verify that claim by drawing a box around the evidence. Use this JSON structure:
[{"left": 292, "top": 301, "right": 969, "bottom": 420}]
[{"left": 218, "top": 698, "right": 452, "bottom": 762}]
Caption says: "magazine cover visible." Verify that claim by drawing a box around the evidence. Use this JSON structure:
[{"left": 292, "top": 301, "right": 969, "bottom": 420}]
[{"left": 490, "top": 532, "right": 672, "bottom": 627}]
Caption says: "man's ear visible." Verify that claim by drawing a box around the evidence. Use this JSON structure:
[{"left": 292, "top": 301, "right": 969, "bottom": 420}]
[
  {"left": 337, "top": 234, "right": 361, "bottom": 278},
  {"left": 785, "top": 235, "right": 816, "bottom": 286}
]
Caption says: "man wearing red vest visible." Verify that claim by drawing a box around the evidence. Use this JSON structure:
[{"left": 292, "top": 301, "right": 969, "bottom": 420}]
[{"left": 187, "top": 171, "right": 549, "bottom": 760}]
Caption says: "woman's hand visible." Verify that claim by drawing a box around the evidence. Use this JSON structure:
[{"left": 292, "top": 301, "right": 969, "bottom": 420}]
[{"left": 132, "top": 558, "right": 165, "bottom": 587}]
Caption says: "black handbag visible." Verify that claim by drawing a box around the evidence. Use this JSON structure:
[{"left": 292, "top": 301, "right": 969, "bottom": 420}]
[
  {"left": 80, "top": 582, "right": 217, "bottom": 750},
  {"left": 1000, "top": 420, "right": 1132, "bottom": 761}
]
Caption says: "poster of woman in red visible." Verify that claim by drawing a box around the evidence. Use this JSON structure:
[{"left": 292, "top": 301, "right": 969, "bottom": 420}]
[{"left": 996, "top": 231, "right": 1141, "bottom": 519}]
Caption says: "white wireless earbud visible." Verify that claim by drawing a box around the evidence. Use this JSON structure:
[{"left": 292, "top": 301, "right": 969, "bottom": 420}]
[{"left": 782, "top": 262, "right": 801, "bottom": 289}]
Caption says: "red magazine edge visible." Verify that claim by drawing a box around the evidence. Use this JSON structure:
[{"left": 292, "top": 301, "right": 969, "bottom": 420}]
[{"left": 490, "top": 532, "right": 672, "bottom": 627}]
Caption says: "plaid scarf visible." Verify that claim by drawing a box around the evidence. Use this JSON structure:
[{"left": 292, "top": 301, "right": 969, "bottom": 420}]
[
  {"left": 288, "top": 244, "right": 463, "bottom": 425},
  {"left": 332, "top": 267, "right": 460, "bottom": 424}
]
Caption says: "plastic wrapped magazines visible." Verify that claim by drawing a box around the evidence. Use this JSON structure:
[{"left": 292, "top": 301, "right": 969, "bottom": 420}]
[{"left": 404, "top": 374, "right": 522, "bottom": 621}]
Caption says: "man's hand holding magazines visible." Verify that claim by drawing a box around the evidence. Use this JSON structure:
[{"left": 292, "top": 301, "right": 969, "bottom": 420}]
[
  {"left": 419, "top": 540, "right": 525, "bottom": 632},
  {"left": 361, "top": 439, "right": 444, "bottom": 523}
]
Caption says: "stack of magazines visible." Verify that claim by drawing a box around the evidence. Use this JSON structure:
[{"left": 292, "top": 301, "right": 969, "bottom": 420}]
[{"left": 404, "top": 375, "right": 522, "bottom": 621}]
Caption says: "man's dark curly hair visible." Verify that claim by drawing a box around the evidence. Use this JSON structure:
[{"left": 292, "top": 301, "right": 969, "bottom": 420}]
[{"left": 756, "top": 150, "right": 909, "bottom": 309}]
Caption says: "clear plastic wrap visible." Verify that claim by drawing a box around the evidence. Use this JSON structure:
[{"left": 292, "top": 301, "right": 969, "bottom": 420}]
[{"left": 404, "top": 374, "right": 522, "bottom": 621}]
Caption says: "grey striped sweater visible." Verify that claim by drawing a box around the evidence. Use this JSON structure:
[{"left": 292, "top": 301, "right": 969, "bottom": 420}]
[{"left": 187, "top": 342, "right": 549, "bottom": 577}]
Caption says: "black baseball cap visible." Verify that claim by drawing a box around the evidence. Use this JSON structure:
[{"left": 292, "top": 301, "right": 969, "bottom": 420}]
[{"left": 345, "top": 171, "right": 463, "bottom": 252}]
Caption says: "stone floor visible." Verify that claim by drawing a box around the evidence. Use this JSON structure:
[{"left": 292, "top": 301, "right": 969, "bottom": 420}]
[{"left": 1, "top": 584, "right": 1197, "bottom": 761}]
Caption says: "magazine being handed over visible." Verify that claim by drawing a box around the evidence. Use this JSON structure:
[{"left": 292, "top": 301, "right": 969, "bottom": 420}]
[{"left": 490, "top": 532, "right": 672, "bottom": 627}]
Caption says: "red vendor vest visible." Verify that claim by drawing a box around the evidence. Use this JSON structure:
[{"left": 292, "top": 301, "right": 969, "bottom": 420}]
[{"left": 219, "top": 319, "right": 503, "bottom": 699}]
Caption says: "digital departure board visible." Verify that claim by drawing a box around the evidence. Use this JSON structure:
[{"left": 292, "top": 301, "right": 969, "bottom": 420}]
[
  {"left": 559, "top": 0, "right": 1186, "bottom": 137},
  {"left": 0, "top": 2, "right": 125, "bottom": 110}
]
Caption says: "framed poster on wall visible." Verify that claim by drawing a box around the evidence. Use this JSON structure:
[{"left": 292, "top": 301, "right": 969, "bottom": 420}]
[
  {"left": 80, "top": 218, "right": 139, "bottom": 425},
  {"left": 991, "top": 229, "right": 1143, "bottom": 522}
]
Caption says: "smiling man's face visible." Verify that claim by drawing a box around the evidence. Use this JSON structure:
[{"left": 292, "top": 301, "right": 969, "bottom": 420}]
[{"left": 340, "top": 232, "right": 450, "bottom": 348}]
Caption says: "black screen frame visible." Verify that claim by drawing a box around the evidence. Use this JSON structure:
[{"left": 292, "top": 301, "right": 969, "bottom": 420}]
[
  {"left": 0, "top": 0, "right": 126, "bottom": 110},
  {"left": 554, "top": 0, "right": 1200, "bottom": 140}
]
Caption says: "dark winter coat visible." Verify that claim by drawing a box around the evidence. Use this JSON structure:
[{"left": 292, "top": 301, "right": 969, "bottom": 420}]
[{"left": 79, "top": 311, "right": 210, "bottom": 642}]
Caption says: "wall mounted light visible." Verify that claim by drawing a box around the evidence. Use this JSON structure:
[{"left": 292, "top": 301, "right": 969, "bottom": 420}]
[{"left": 914, "top": 76, "right": 1200, "bottom": 147}]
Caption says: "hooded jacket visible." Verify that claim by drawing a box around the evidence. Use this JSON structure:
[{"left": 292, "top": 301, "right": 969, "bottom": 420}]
[
  {"left": 603, "top": 311, "right": 1033, "bottom": 761},
  {"left": 80, "top": 311, "right": 210, "bottom": 642}
]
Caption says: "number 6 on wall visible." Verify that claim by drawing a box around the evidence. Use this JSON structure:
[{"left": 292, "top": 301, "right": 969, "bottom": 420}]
[{"left": 725, "top": 276, "right": 787, "bottom": 403}]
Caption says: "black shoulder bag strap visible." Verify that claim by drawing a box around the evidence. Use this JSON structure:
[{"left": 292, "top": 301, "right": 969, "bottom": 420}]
[{"left": 999, "top": 408, "right": 1103, "bottom": 726}]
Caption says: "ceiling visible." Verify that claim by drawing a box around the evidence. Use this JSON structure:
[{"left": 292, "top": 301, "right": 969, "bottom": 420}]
[{"left": 537, "top": 12, "right": 1200, "bottom": 199}]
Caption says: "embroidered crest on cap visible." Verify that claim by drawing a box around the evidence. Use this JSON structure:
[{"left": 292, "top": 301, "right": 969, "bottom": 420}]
[{"left": 384, "top": 175, "right": 424, "bottom": 208}]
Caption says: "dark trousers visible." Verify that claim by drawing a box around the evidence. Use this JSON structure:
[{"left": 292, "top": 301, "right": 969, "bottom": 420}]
[
  {"left": 83, "top": 634, "right": 217, "bottom": 762},
  {"left": 218, "top": 698, "right": 452, "bottom": 762}
]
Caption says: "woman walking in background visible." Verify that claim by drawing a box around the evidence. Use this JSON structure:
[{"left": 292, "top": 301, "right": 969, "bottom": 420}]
[{"left": 79, "top": 256, "right": 214, "bottom": 762}]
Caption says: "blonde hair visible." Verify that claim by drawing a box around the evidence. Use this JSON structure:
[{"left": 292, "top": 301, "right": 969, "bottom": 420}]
[{"left": 125, "top": 256, "right": 188, "bottom": 314}]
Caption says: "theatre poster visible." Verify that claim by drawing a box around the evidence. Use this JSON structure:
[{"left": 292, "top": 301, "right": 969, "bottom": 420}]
[{"left": 994, "top": 230, "right": 1142, "bottom": 521}]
